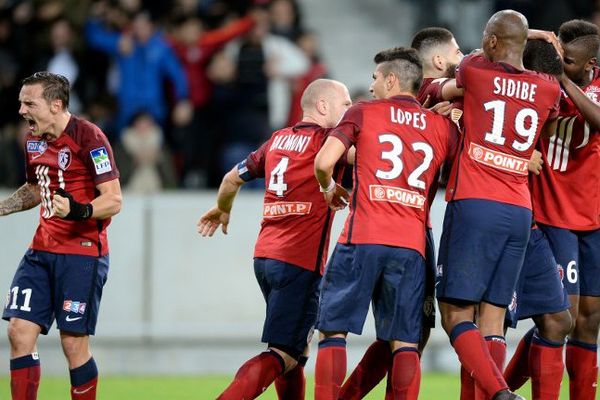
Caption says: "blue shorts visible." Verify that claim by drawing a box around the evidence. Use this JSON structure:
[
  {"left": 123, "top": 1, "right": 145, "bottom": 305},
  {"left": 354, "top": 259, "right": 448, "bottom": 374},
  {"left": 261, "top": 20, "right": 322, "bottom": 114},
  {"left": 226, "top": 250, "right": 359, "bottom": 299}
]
[
  {"left": 437, "top": 199, "right": 531, "bottom": 306},
  {"left": 254, "top": 258, "right": 321, "bottom": 358},
  {"left": 423, "top": 228, "right": 436, "bottom": 328},
  {"left": 2, "top": 249, "right": 109, "bottom": 335},
  {"left": 316, "top": 243, "right": 425, "bottom": 344},
  {"left": 506, "top": 228, "right": 570, "bottom": 328},
  {"left": 538, "top": 224, "right": 600, "bottom": 296}
]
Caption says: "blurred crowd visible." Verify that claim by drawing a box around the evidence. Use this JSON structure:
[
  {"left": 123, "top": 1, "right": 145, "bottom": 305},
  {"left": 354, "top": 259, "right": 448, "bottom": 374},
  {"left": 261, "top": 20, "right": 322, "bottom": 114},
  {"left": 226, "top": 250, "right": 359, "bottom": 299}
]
[{"left": 0, "top": 0, "right": 327, "bottom": 191}]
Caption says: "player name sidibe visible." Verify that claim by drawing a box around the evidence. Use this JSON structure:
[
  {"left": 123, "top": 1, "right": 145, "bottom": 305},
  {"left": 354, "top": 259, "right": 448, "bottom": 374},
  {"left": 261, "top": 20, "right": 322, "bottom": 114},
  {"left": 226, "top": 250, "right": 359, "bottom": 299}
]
[
  {"left": 389, "top": 106, "right": 427, "bottom": 130},
  {"left": 492, "top": 76, "right": 538, "bottom": 102}
]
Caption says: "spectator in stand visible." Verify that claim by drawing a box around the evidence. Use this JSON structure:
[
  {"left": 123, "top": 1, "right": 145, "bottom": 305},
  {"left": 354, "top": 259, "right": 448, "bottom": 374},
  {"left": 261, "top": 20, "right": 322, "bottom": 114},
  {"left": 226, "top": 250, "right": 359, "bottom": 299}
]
[
  {"left": 269, "top": 0, "right": 302, "bottom": 41},
  {"left": 169, "top": 11, "right": 256, "bottom": 187},
  {"left": 286, "top": 30, "right": 328, "bottom": 126},
  {"left": 218, "top": 6, "right": 308, "bottom": 175},
  {"left": 85, "top": 6, "right": 192, "bottom": 136},
  {"left": 116, "top": 112, "right": 177, "bottom": 193}
]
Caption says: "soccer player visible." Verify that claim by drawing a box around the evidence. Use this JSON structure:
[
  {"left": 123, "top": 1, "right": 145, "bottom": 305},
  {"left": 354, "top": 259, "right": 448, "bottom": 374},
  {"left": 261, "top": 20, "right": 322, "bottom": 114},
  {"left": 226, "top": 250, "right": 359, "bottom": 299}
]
[
  {"left": 0, "top": 72, "right": 122, "bottom": 400},
  {"left": 336, "top": 29, "right": 463, "bottom": 400},
  {"left": 436, "top": 10, "right": 560, "bottom": 400},
  {"left": 197, "top": 78, "right": 352, "bottom": 400},
  {"left": 502, "top": 38, "right": 572, "bottom": 400},
  {"left": 529, "top": 19, "right": 600, "bottom": 400},
  {"left": 313, "top": 47, "right": 458, "bottom": 400}
]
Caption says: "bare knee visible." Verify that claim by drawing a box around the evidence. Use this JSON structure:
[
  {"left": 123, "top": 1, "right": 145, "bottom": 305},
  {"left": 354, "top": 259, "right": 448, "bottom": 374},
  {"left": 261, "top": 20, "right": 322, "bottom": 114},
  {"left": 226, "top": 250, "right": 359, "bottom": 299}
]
[
  {"left": 574, "top": 310, "right": 600, "bottom": 339},
  {"left": 536, "top": 310, "right": 572, "bottom": 342},
  {"left": 60, "top": 332, "right": 91, "bottom": 369},
  {"left": 7, "top": 318, "right": 40, "bottom": 357}
]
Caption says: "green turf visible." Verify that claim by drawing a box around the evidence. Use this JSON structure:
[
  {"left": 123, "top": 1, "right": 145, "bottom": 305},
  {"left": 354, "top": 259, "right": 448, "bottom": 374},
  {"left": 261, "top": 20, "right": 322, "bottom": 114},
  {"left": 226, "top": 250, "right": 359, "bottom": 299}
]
[{"left": 0, "top": 373, "right": 568, "bottom": 399}]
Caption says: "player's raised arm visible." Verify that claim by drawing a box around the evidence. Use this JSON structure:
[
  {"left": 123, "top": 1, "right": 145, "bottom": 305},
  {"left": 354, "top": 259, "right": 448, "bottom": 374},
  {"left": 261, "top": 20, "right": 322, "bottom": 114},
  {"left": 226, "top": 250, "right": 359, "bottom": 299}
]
[
  {"left": 0, "top": 183, "right": 41, "bottom": 217},
  {"left": 52, "top": 179, "right": 122, "bottom": 220},
  {"left": 559, "top": 74, "right": 600, "bottom": 132},
  {"left": 197, "top": 165, "right": 245, "bottom": 237},
  {"left": 314, "top": 136, "right": 350, "bottom": 211}
]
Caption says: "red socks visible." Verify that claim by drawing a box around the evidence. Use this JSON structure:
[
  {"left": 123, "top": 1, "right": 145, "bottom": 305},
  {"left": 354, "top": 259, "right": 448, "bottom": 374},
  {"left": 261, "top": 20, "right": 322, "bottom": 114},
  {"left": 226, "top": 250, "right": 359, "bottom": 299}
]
[
  {"left": 390, "top": 348, "right": 421, "bottom": 400},
  {"left": 566, "top": 339, "right": 598, "bottom": 400},
  {"left": 450, "top": 322, "right": 507, "bottom": 399},
  {"left": 10, "top": 353, "right": 41, "bottom": 400},
  {"left": 315, "top": 337, "right": 347, "bottom": 400},
  {"left": 274, "top": 355, "right": 307, "bottom": 400},
  {"left": 504, "top": 327, "right": 534, "bottom": 391},
  {"left": 69, "top": 357, "right": 98, "bottom": 400},
  {"left": 529, "top": 332, "right": 564, "bottom": 400},
  {"left": 218, "top": 351, "right": 284, "bottom": 400},
  {"left": 338, "top": 339, "right": 391, "bottom": 400},
  {"left": 460, "top": 366, "right": 475, "bottom": 400}
]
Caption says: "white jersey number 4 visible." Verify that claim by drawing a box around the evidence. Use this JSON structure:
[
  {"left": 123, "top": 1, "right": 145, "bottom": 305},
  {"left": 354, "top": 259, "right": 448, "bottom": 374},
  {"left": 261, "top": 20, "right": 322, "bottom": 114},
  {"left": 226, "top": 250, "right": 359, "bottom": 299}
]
[{"left": 268, "top": 157, "right": 289, "bottom": 197}]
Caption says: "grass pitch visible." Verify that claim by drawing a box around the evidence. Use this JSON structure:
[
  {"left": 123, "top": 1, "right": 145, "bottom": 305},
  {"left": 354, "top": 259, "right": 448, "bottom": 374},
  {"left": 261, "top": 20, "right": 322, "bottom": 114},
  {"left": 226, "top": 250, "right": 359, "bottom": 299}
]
[{"left": 0, "top": 373, "right": 568, "bottom": 399}]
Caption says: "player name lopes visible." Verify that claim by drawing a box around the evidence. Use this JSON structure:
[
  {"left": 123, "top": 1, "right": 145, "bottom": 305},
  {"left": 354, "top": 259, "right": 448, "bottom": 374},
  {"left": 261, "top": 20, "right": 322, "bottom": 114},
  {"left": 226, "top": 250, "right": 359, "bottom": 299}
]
[
  {"left": 390, "top": 106, "right": 427, "bottom": 130},
  {"left": 263, "top": 201, "right": 312, "bottom": 218},
  {"left": 468, "top": 142, "right": 529, "bottom": 175},
  {"left": 269, "top": 134, "right": 312, "bottom": 154},
  {"left": 369, "top": 184, "right": 426, "bottom": 209}
]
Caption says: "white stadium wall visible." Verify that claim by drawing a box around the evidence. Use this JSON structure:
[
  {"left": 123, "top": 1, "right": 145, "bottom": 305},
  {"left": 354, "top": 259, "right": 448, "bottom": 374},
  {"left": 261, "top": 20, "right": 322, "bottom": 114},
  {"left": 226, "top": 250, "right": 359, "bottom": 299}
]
[{"left": 0, "top": 190, "right": 532, "bottom": 375}]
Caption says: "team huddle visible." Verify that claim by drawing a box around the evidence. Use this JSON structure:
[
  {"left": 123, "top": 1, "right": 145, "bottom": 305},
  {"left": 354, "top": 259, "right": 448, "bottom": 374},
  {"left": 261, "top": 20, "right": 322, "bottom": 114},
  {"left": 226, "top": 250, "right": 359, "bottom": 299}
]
[
  {"left": 0, "top": 5, "right": 597, "bottom": 400},
  {"left": 199, "top": 8, "right": 600, "bottom": 400}
]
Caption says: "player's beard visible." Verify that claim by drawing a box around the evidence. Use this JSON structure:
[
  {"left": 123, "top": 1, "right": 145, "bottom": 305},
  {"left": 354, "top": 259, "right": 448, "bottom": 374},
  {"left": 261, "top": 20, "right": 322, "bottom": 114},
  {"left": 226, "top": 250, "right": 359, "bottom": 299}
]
[{"left": 445, "top": 63, "right": 458, "bottom": 79}]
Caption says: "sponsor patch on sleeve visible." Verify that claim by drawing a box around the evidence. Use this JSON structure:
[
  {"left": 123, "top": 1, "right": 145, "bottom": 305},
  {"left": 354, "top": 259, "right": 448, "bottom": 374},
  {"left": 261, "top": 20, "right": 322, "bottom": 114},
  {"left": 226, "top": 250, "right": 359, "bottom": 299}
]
[{"left": 90, "top": 147, "right": 112, "bottom": 175}]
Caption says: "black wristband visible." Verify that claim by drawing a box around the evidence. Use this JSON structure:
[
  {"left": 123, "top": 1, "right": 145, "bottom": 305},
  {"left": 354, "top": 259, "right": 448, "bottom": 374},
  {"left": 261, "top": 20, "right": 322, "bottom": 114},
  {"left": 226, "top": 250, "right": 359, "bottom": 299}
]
[{"left": 55, "top": 188, "right": 94, "bottom": 221}]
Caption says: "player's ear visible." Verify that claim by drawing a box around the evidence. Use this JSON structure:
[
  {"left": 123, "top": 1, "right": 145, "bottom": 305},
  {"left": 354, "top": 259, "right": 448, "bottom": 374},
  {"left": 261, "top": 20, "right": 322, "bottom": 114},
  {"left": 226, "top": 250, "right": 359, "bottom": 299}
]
[
  {"left": 433, "top": 54, "right": 444, "bottom": 71},
  {"left": 50, "top": 98, "right": 62, "bottom": 113},
  {"left": 316, "top": 98, "right": 328, "bottom": 115},
  {"left": 386, "top": 73, "right": 396, "bottom": 91},
  {"left": 586, "top": 57, "right": 597, "bottom": 72}
]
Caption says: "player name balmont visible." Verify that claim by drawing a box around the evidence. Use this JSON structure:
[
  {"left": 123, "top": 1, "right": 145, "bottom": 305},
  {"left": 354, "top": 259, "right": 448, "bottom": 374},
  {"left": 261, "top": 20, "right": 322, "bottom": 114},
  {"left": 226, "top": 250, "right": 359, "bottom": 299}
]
[
  {"left": 269, "top": 134, "right": 312, "bottom": 154},
  {"left": 493, "top": 77, "right": 537, "bottom": 102},
  {"left": 390, "top": 107, "right": 427, "bottom": 130}
]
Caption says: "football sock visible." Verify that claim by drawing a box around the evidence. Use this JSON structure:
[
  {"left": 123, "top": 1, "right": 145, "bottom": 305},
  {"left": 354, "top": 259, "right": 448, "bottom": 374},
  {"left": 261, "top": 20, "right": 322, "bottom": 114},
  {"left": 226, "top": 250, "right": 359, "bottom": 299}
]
[
  {"left": 529, "top": 331, "right": 564, "bottom": 400},
  {"left": 566, "top": 338, "right": 598, "bottom": 400},
  {"left": 274, "top": 355, "right": 307, "bottom": 400},
  {"left": 460, "top": 366, "right": 475, "bottom": 400},
  {"left": 218, "top": 350, "right": 284, "bottom": 400},
  {"left": 10, "top": 353, "right": 40, "bottom": 400},
  {"left": 390, "top": 348, "right": 421, "bottom": 400},
  {"left": 450, "top": 322, "right": 507, "bottom": 399},
  {"left": 504, "top": 327, "right": 534, "bottom": 390},
  {"left": 70, "top": 357, "right": 98, "bottom": 400},
  {"left": 338, "top": 339, "right": 391, "bottom": 400},
  {"left": 315, "top": 337, "right": 347, "bottom": 400},
  {"left": 475, "top": 336, "right": 507, "bottom": 400}
]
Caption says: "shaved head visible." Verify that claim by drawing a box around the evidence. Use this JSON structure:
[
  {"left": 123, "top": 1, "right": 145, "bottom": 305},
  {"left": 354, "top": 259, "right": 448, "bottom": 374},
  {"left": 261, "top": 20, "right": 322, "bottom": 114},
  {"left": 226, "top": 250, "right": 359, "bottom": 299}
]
[
  {"left": 300, "top": 79, "right": 351, "bottom": 128},
  {"left": 301, "top": 79, "right": 343, "bottom": 110},
  {"left": 482, "top": 9, "right": 528, "bottom": 64},
  {"left": 485, "top": 10, "right": 528, "bottom": 46}
]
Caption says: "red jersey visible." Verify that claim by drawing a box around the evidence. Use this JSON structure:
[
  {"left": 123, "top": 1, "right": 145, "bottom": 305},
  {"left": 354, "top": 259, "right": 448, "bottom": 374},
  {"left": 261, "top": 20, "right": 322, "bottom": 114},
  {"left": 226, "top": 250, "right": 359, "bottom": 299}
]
[
  {"left": 531, "top": 67, "right": 600, "bottom": 230},
  {"left": 418, "top": 77, "right": 465, "bottom": 228},
  {"left": 417, "top": 77, "right": 464, "bottom": 129},
  {"left": 331, "top": 96, "right": 458, "bottom": 256},
  {"left": 25, "top": 116, "right": 119, "bottom": 257},
  {"left": 242, "top": 122, "right": 342, "bottom": 274},
  {"left": 446, "top": 54, "right": 560, "bottom": 209}
]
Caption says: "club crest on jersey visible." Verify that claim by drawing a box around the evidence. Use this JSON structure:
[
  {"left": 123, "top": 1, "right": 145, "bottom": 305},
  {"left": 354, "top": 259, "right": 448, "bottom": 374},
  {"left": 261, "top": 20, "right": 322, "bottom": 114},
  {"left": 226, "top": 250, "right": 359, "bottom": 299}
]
[
  {"left": 90, "top": 147, "right": 112, "bottom": 175},
  {"left": 58, "top": 147, "right": 71, "bottom": 170},
  {"left": 27, "top": 140, "right": 47, "bottom": 159}
]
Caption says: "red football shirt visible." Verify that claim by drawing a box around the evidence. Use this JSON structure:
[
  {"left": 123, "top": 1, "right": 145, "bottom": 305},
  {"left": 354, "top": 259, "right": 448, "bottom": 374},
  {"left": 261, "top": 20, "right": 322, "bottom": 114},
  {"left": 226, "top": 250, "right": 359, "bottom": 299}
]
[
  {"left": 331, "top": 96, "right": 458, "bottom": 256},
  {"left": 446, "top": 54, "right": 560, "bottom": 209},
  {"left": 417, "top": 77, "right": 465, "bottom": 228},
  {"left": 531, "top": 67, "right": 600, "bottom": 230},
  {"left": 242, "top": 122, "right": 342, "bottom": 274},
  {"left": 417, "top": 77, "right": 465, "bottom": 129},
  {"left": 25, "top": 116, "right": 119, "bottom": 257}
]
